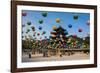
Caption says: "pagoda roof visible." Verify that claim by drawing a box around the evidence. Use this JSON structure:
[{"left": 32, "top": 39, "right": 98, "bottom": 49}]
[
  {"left": 50, "top": 32, "right": 57, "bottom": 34},
  {"left": 55, "top": 26, "right": 66, "bottom": 31}
]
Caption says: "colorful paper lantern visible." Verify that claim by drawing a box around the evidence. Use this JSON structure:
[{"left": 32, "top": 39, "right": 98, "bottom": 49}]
[
  {"left": 37, "top": 33, "right": 40, "bottom": 36},
  {"left": 78, "top": 29, "right": 82, "bottom": 32},
  {"left": 39, "top": 20, "right": 43, "bottom": 24},
  {"left": 42, "top": 31, "right": 46, "bottom": 35},
  {"left": 42, "top": 12, "right": 47, "bottom": 17},
  {"left": 56, "top": 18, "right": 60, "bottom": 23},
  {"left": 22, "top": 24, "right": 25, "bottom": 27},
  {"left": 33, "top": 34, "right": 35, "bottom": 37},
  {"left": 38, "top": 26, "right": 42, "bottom": 30},
  {"left": 73, "top": 14, "right": 78, "bottom": 20},
  {"left": 22, "top": 12, "right": 27, "bottom": 16},
  {"left": 31, "top": 26, "right": 35, "bottom": 31},
  {"left": 68, "top": 24, "right": 72, "bottom": 28},
  {"left": 27, "top": 21, "right": 31, "bottom": 25},
  {"left": 52, "top": 26, "right": 57, "bottom": 30},
  {"left": 27, "top": 29, "right": 30, "bottom": 32}
]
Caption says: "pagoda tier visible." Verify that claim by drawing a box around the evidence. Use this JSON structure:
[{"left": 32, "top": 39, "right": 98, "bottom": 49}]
[
  {"left": 51, "top": 32, "right": 67, "bottom": 35},
  {"left": 50, "top": 32, "right": 57, "bottom": 35},
  {"left": 49, "top": 26, "right": 68, "bottom": 56},
  {"left": 50, "top": 26, "right": 68, "bottom": 39},
  {"left": 54, "top": 26, "right": 66, "bottom": 32}
]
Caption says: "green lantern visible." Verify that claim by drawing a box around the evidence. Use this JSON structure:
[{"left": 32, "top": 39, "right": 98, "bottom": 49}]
[
  {"left": 39, "top": 20, "right": 43, "bottom": 24},
  {"left": 27, "top": 21, "right": 31, "bottom": 25},
  {"left": 42, "top": 12, "right": 47, "bottom": 17}
]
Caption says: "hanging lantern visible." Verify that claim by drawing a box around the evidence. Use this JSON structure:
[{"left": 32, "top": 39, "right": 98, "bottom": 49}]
[
  {"left": 52, "top": 26, "right": 57, "bottom": 30},
  {"left": 39, "top": 19, "right": 43, "bottom": 24},
  {"left": 73, "top": 14, "right": 78, "bottom": 20},
  {"left": 22, "top": 12, "right": 27, "bottom": 16},
  {"left": 31, "top": 26, "right": 35, "bottom": 31},
  {"left": 42, "top": 12, "right": 47, "bottom": 17},
  {"left": 27, "top": 21, "right": 31, "bottom": 25},
  {"left": 37, "top": 33, "right": 40, "bottom": 36},
  {"left": 22, "top": 24, "right": 25, "bottom": 27},
  {"left": 38, "top": 26, "right": 42, "bottom": 30},
  {"left": 26, "top": 31, "right": 28, "bottom": 34},
  {"left": 68, "top": 24, "right": 72, "bottom": 28},
  {"left": 56, "top": 18, "right": 60, "bottom": 23},
  {"left": 27, "top": 29, "right": 30, "bottom": 32},
  {"left": 78, "top": 28, "right": 82, "bottom": 32},
  {"left": 42, "top": 31, "right": 46, "bottom": 35},
  {"left": 33, "top": 34, "right": 35, "bottom": 37}
]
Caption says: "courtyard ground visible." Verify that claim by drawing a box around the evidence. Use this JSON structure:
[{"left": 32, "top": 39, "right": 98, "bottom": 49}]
[{"left": 22, "top": 52, "right": 90, "bottom": 62}]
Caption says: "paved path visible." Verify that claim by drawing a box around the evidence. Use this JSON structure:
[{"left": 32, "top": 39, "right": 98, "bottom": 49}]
[{"left": 22, "top": 52, "right": 90, "bottom": 62}]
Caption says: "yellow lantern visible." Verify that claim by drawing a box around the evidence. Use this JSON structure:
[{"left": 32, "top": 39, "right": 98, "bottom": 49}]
[
  {"left": 52, "top": 26, "right": 57, "bottom": 30},
  {"left": 56, "top": 18, "right": 60, "bottom": 23}
]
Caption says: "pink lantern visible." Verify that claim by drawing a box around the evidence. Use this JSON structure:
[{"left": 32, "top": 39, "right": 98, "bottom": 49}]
[
  {"left": 22, "top": 12, "right": 27, "bottom": 16},
  {"left": 37, "top": 33, "right": 40, "bottom": 36},
  {"left": 78, "top": 29, "right": 82, "bottom": 32}
]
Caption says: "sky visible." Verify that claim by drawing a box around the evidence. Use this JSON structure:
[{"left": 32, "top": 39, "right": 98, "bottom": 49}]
[{"left": 22, "top": 10, "right": 90, "bottom": 40}]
